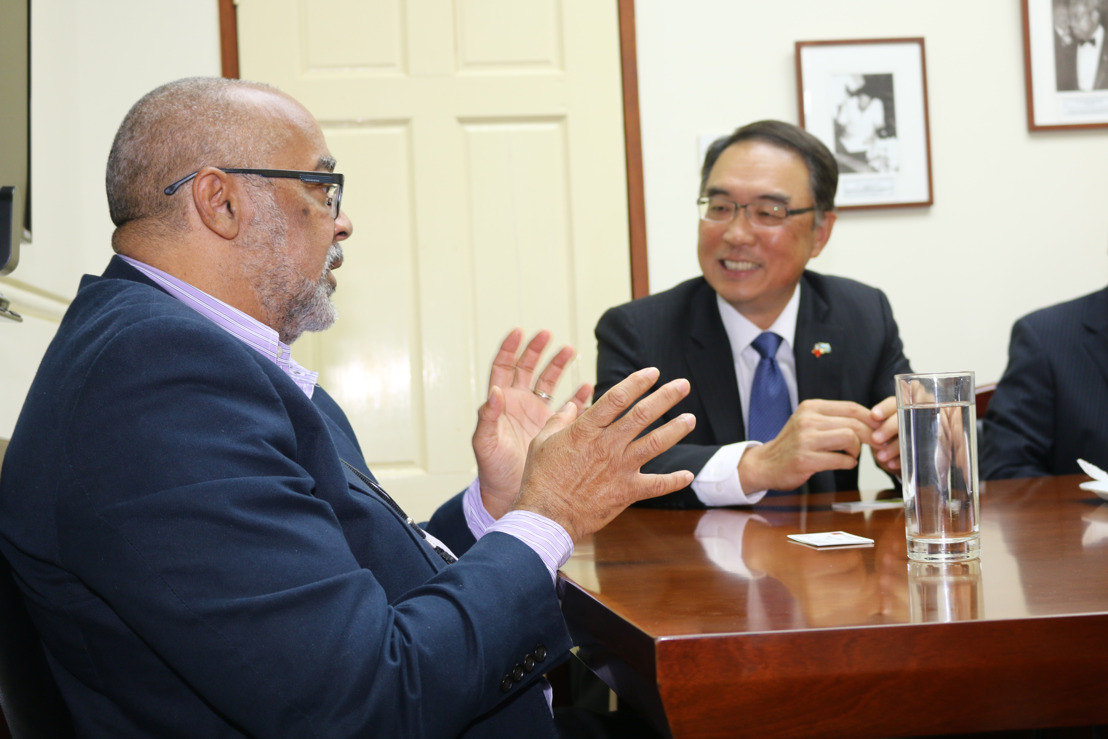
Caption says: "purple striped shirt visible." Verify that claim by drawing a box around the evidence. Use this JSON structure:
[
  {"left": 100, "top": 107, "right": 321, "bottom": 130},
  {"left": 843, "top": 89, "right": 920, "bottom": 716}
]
[
  {"left": 119, "top": 256, "right": 573, "bottom": 581},
  {"left": 119, "top": 256, "right": 319, "bottom": 397}
]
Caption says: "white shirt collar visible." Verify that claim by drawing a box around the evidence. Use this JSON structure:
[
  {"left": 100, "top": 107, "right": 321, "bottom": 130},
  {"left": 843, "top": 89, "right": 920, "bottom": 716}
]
[{"left": 716, "top": 283, "right": 801, "bottom": 363}]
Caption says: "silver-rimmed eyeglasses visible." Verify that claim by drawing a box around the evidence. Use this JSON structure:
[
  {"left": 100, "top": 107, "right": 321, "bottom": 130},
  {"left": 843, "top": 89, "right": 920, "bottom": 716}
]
[
  {"left": 163, "top": 168, "right": 344, "bottom": 219},
  {"left": 697, "top": 194, "right": 814, "bottom": 228}
]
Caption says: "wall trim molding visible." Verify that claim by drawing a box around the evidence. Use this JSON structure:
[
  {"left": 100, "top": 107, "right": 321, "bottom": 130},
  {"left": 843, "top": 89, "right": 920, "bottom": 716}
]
[{"left": 0, "top": 280, "right": 68, "bottom": 323}]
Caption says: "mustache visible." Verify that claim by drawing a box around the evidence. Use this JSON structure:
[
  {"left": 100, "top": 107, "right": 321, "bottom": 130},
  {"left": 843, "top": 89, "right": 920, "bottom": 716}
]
[{"left": 325, "top": 243, "right": 343, "bottom": 270}]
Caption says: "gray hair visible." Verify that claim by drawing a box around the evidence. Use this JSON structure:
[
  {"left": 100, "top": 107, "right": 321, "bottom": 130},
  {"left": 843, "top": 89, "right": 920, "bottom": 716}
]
[{"left": 105, "top": 77, "right": 283, "bottom": 232}]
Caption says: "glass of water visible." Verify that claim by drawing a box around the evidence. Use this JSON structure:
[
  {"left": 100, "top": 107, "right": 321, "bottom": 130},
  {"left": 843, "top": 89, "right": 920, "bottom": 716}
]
[{"left": 895, "top": 371, "right": 980, "bottom": 562}]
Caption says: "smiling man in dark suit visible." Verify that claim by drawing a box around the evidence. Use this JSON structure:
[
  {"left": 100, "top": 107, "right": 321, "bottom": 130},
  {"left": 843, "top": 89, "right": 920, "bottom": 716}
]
[
  {"left": 0, "top": 77, "right": 693, "bottom": 738},
  {"left": 595, "top": 120, "right": 912, "bottom": 508},
  {"left": 982, "top": 286, "right": 1108, "bottom": 480}
]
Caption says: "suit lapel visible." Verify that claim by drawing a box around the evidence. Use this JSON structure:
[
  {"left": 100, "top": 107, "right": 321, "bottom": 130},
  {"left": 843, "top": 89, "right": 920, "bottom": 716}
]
[
  {"left": 794, "top": 274, "right": 847, "bottom": 402},
  {"left": 687, "top": 283, "right": 745, "bottom": 441},
  {"left": 1080, "top": 287, "right": 1108, "bottom": 387}
]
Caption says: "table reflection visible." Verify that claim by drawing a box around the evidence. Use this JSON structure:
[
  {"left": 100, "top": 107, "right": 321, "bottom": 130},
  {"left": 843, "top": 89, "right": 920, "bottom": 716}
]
[
  {"left": 907, "top": 560, "right": 983, "bottom": 622},
  {"left": 563, "top": 480, "right": 1108, "bottom": 632}
]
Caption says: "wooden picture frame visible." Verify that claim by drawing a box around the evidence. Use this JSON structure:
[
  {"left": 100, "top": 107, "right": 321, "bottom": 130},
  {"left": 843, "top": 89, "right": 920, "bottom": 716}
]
[
  {"left": 1023, "top": 0, "right": 1108, "bottom": 130},
  {"left": 796, "top": 38, "right": 933, "bottom": 210}
]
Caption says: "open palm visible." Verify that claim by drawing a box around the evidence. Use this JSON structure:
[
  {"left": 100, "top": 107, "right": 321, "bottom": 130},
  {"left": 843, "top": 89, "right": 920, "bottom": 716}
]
[{"left": 472, "top": 329, "right": 592, "bottom": 519}]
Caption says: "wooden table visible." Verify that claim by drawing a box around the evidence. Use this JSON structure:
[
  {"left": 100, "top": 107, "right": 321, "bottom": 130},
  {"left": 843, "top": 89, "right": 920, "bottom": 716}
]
[{"left": 558, "top": 475, "right": 1108, "bottom": 738}]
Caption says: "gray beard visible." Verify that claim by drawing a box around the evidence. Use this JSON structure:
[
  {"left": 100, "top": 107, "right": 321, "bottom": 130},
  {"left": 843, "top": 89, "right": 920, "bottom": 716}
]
[{"left": 243, "top": 190, "right": 340, "bottom": 345}]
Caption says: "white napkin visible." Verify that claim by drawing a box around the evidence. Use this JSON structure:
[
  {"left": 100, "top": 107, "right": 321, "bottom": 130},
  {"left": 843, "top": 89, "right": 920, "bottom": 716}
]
[{"left": 1077, "top": 458, "right": 1108, "bottom": 500}]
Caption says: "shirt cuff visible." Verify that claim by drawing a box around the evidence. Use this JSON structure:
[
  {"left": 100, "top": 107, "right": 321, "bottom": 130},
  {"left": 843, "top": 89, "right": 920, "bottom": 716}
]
[
  {"left": 462, "top": 477, "right": 495, "bottom": 540},
  {"left": 462, "top": 478, "right": 574, "bottom": 582},
  {"left": 691, "top": 442, "right": 769, "bottom": 506}
]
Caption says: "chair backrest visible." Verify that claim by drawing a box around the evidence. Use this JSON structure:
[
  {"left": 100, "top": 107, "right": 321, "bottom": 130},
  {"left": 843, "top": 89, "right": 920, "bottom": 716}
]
[
  {"left": 974, "top": 383, "right": 997, "bottom": 454},
  {"left": 0, "top": 440, "right": 75, "bottom": 739}
]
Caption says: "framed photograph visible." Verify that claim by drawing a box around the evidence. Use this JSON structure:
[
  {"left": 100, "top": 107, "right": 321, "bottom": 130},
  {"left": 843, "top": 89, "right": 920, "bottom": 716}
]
[
  {"left": 1023, "top": 0, "right": 1108, "bottom": 130},
  {"left": 795, "top": 38, "right": 933, "bottom": 210}
]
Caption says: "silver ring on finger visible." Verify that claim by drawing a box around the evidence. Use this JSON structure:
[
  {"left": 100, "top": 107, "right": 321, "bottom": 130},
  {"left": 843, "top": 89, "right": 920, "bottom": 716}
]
[{"left": 532, "top": 389, "right": 553, "bottom": 402}]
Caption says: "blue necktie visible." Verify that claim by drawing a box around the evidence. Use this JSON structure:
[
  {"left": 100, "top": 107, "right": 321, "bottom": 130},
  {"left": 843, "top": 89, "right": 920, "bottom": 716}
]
[{"left": 747, "top": 332, "right": 791, "bottom": 442}]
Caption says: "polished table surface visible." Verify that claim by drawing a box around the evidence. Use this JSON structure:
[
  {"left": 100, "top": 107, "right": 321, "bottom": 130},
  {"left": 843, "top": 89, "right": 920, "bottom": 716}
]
[{"left": 558, "top": 475, "right": 1108, "bottom": 738}]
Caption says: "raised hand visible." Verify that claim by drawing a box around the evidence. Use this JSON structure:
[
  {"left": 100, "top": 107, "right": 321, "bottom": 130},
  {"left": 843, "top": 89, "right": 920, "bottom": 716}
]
[
  {"left": 512, "top": 367, "right": 695, "bottom": 543},
  {"left": 473, "top": 329, "right": 593, "bottom": 518}
]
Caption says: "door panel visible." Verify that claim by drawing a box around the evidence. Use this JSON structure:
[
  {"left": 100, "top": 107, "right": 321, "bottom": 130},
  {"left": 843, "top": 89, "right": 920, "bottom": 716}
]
[{"left": 238, "top": 0, "right": 631, "bottom": 520}]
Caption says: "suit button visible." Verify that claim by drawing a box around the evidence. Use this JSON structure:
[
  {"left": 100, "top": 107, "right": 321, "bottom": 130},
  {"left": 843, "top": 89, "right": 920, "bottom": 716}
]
[
  {"left": 500, "top": 675, "right": 514, "bottom": 693},
  {"left": 512, "top": 664, "right": 525, "bottom": 682},
  {"left": 523, "top": 656, "right": 535, "bottom": 672},
  {"left": 533, "top": 645, "right": 547, "bottom": 662}
]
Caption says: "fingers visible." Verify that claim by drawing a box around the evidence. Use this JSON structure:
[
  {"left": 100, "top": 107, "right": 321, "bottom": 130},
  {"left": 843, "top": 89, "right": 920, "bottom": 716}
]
[
  {"left": 487, "top": 328, "right": 553, "bottom": 392},
  {"left": 569, "top": 383, "right": 593, "bottom": 412},
  {"left": 487, "top": 329, "right": 526, "bottom": 391},
  {"left": 870, "top": 395, "right": 898, "bottom": 422},
  {"left": 791, "top": 401, "right": 876, "bottom": 446},
  {"left": 513, "top": 371, "right": 695, "bottom": 542},
  {"left": 872, "top": 413, "right": 899, "bottom": 442},
  {"left": 869, "top": 396, "right": 899, "bottom": 445},
  {"left": 531, "top": 399, "right": 582, "bottom": 446},
  {"left": 636, "top": 469, "right": 697, "bottom": 503},
  {"left": 614, "top": 377, "right": 691, "bottom": 440},
  {"left": 578, "top": 367, "right": 662, "bottom": 428},
  {"left": 512, "top": 330, "right": 553, "bottom": 390},
  {"left": 627, "top": 411, "right": 696, "bottom": 469},
  {"left": 532, "top": 345, "right": 576, "bottom": 398},
  {"left": 476, "top": 385, "right": 506, "bottom": 427},
  {"left": 487, "top": 329, "right": 582, "bottom": 403}
]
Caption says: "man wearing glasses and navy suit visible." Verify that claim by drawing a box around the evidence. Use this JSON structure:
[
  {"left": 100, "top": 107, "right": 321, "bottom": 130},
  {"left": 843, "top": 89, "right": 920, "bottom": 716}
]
[
  {"left": 595, "top": 120, "right": 912, "bottom": 509},
  {"left": 0, "top": 77, "right": 691, "bottom": 738}
]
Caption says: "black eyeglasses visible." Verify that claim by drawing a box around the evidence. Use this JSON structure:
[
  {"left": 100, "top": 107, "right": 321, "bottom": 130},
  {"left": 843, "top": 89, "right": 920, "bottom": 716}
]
[{"left": 163, "top": 167, "right": 344, "bottom": 219}]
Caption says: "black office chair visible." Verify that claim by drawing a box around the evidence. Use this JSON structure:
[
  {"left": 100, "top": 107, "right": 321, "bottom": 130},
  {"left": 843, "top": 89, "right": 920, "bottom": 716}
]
[{"left": 0, "top": 440, "right": 75, "bottom": 738}]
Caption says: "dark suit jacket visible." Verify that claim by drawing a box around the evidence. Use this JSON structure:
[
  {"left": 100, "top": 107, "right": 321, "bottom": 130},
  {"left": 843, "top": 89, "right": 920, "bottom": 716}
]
[
  {"left": 595, "top": 273, "right": 911, "bottom": 508},
  {"left": 981, "top": 286, "right": 1108, "bottom": 480},
  {"left": 0, "top": 257, "right": 568, "bottom": 738}
]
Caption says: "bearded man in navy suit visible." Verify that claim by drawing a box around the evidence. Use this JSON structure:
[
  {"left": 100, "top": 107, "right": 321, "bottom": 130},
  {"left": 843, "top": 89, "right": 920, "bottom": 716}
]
[
  {"left": 0, "top": 77, "right": 693, "bottom": 738},
  {"left": 595, "top": 121, "right": 912, "bottom": 508}
]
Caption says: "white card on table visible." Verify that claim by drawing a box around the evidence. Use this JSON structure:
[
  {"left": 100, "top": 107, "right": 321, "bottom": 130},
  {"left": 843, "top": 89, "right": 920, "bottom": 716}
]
[
  {"left": 831, "top": 499, "right": 903, "bottom": 512},
  {"left": 787, "top": 531, "right": 875, "bottom": 548}
]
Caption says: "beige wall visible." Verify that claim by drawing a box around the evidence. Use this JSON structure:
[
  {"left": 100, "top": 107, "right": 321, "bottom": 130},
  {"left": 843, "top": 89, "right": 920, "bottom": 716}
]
[
  {"left": 636, "top": 1, "right": 1108, "bottom": 491},
  {"left": 0, "top": 0, "right": 220, "bottom": 437}
]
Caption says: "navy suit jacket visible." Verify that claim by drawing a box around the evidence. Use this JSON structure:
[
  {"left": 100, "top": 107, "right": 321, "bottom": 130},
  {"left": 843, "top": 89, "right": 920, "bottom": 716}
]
[
  {"left": 0, "top": 257, "right": 569, "bottom": 738},
  {"left": 981, "top": 286, "right": 1108, "bottom": 480},
  {"left": 595, "top": 272, "right": 911, "bottom": 507}
]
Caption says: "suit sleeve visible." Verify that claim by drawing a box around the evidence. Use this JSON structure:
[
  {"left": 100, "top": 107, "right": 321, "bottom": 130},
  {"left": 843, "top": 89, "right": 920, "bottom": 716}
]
[
  {"left": 870, "top": 289, "right": 913, "bottom": 403},
  {"left": 595, "top": 305, "right": 718, "bottom": 508},
  {"left": 981, "top": 318, "right": 1056, "bottom": 480},
  {"left": 60, "top": 318, "right": 567, "bottom": 737}
]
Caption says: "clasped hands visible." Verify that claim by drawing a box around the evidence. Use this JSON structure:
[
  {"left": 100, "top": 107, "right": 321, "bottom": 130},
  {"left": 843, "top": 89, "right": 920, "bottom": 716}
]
[
  {"left": 471, "top": 329, "right": 694, "bottom": 542},
  {"left": 738, "top": 397, "right": 901, "bottom": 494}
]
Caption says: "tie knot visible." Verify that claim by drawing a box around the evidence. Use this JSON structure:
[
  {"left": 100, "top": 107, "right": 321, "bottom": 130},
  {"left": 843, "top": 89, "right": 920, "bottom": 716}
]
[{"left": 752, "top": 332, "right": 783, "bottom": 359}]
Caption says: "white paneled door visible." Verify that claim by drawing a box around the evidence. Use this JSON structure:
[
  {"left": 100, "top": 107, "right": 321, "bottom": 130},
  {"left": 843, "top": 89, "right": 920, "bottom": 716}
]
[{"left": 237, "top": 0, "right": 632, "bottom": 520}]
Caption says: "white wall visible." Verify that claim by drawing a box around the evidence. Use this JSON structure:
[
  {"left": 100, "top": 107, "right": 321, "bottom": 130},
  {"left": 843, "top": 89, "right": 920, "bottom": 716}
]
[
  {"left": 636, "top": 1, "right": 1108, "bottom": 491},
  {"left": 0, "top": 0, "right": 220, "bottom": 437}
]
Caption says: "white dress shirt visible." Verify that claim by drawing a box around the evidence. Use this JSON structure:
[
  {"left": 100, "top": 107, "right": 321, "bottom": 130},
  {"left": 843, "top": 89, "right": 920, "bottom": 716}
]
[
  {"left": 1076, "top": 24, "right": 1105, "bottom": 91},
  {"left": 690, "top": 285, "right": 801, "bottom": 506}
]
